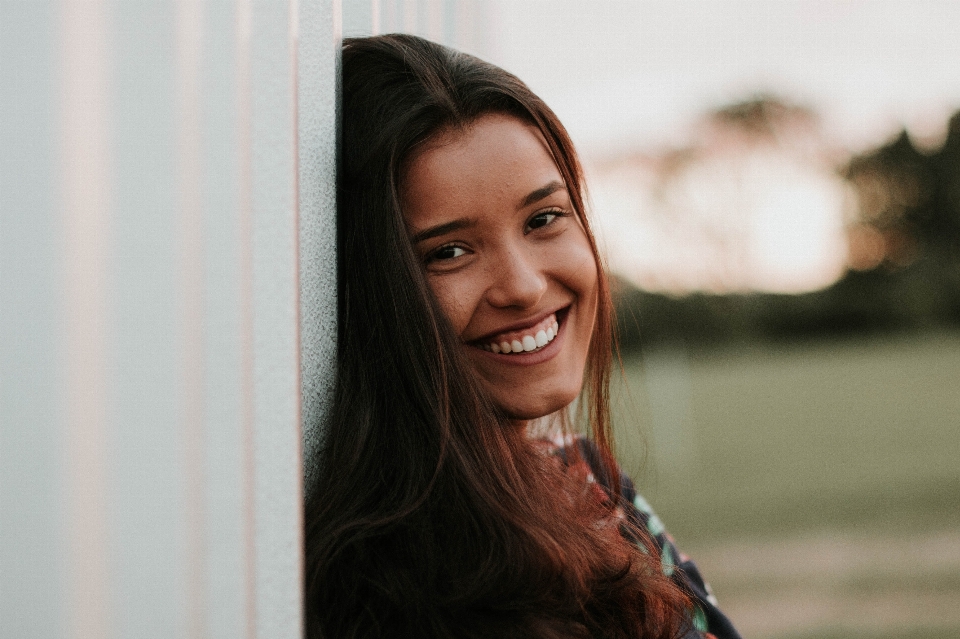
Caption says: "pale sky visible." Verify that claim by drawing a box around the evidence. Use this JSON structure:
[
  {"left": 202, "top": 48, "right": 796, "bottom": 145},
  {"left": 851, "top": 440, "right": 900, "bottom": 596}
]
[{"left": 486, "top": 0, "right": 960, "bottom": 158}]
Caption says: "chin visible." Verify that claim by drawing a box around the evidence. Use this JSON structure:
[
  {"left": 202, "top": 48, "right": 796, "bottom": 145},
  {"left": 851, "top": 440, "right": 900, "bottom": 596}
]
[
  {"left": 471, "top": 343, "right": 591, "bottom": 423},
  {"left": 488, "top": 384, "right": 582, "bottom": 422}
]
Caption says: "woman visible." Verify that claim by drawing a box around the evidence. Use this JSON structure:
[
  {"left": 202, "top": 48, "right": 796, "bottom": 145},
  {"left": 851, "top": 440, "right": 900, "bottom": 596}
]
[{"left": 304, "top": 34, "right": 741, "bottom": 639}]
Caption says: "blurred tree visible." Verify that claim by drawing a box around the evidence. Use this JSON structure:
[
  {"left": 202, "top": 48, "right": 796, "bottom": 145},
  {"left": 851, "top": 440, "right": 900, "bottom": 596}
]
[
  {"left": 843, "top": 114, "right": 960, "bottom": 326},
  {"left": 613, "top": 106, "right": 960, "bottom": 352}
]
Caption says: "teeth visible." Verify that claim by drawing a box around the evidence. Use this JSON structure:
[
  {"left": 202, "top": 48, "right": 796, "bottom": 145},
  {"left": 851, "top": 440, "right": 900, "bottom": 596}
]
[{"left": 483, "top": 314, "right": 561, "bottom": 354}]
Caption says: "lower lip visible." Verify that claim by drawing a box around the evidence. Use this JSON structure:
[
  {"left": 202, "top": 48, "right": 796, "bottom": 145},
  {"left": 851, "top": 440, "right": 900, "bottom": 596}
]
[{"left": 469, "top": 316, "right": 566, "bottom": 366}]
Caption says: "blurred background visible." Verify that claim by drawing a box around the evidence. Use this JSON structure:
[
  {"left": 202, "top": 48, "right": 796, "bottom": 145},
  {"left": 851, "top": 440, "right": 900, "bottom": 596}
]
[{"left": 355, "top": 1, "right": 960, "bottom": 637}]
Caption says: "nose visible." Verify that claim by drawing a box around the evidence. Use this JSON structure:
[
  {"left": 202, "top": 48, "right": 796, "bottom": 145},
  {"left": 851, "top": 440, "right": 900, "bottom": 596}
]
[{"left": 484, "top": 247, "right": 548, "bottom": 310}]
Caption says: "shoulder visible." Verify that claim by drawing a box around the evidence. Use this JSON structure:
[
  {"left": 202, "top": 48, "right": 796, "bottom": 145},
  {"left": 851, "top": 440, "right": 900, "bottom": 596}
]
[
  {"left": 546, "top": 435, "right": 744, "bottom": 639},
  {"left": 538, "top": 433, "right": 607, "bottom": 471},
  {"left": 550, "top": 436, "right": 665, "bottom": 535}
]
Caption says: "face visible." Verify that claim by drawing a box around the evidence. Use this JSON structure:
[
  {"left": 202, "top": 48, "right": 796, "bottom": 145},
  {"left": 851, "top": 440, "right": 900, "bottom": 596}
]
[{"left": 401, "top": 113, "right": 599, "bottom": 422}]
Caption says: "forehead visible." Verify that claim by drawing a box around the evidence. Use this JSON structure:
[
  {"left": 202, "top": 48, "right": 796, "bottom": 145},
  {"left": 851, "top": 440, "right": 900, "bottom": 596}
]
[{"left": 400, "top": 113, "right": 565, "bottom": 226}]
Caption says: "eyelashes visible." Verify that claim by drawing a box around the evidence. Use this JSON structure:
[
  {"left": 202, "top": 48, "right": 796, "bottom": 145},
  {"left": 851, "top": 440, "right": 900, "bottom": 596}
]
[
  {"left": 526, "top": 207, "right": 567, "bottom": 232},
  {"left": 426, "top": 244, "right": 467, "bottom": 263},
  {"left": 423, "top": 207, "right": 570, "bottom": 266}
]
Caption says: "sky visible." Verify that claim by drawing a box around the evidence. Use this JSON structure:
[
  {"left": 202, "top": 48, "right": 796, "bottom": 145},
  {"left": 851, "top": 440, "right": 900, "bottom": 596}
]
[
  {"left": 476, "top": 0, "right": 960, "bottom": 293},
  {"left": 486, "top": 0, "right": 960, "bottom": 157}
]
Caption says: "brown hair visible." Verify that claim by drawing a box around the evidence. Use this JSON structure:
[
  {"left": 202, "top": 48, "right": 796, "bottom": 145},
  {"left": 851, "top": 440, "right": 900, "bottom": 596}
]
[{"left": 304, "top": 34, "right": 691, "bottom": 639}]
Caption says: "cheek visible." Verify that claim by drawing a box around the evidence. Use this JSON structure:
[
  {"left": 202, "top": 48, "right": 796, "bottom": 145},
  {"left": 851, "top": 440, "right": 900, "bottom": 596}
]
[
  {"left": 576, "top": 254, "right": 600, "bottom": 303},
  {"left": 553, "top": 237, "right": 599, "bottom": 308},
  {"left": 426, "top": 274, "right": 481, "bottom": 336},
  {"left": 555, "top": 241, "right": 600, "bottom": 359}
]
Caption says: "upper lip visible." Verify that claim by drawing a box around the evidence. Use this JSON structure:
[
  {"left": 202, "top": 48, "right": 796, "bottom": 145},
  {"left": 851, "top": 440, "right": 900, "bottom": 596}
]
[{"left": 467, "top": 305, "right": 568, "bottom": 343}]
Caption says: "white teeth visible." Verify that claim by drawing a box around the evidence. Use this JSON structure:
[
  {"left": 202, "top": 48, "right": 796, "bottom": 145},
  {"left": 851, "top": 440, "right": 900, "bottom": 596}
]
[{"left": 484, "top": 315, "right": 561, "bottom": 354}]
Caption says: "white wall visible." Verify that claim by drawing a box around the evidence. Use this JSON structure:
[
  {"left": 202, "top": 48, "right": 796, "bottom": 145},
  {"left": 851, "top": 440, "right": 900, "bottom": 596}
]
[
  {"left": 0, "top": 0, "right": 339, "bottom": 637},
  {"left": 342, "top": 0, "right": 491, "bottom": 57}
]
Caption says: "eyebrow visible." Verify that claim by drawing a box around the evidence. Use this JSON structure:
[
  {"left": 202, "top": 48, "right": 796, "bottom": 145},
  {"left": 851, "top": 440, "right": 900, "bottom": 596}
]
[
  {"left": 408, "top": 181, "right": 567, "bottom": 244},
  {"left": 519, "top": 180, "right": 566, "bottom": 209},
  {"left": 410, "top": 218, "right": 477, "bottom": 244}
]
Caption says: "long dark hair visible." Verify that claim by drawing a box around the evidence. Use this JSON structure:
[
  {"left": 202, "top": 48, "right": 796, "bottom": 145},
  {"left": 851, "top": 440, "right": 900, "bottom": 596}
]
[{"left": 304, "top": 34, "right": 690, "bottom": 639}]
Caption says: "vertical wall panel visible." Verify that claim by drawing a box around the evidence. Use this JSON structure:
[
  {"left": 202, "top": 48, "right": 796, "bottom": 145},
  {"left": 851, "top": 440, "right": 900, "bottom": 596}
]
[
  {"left": 424, "top": 0, "right": 442, "bottom": 40},
  {"left": 342, "top": 0, "right": 372, "bottom": 36},
  {"left": 59, "top": 0, "right": 114, "bottom": 637},
  {"left": 201, "top": 1, "right": 248, "bottom": 636},
  {"left": 1, "top": 0, "right": 338, "bottom": 636},
  {"left": 110, "top": 2, "right": 183, "bottom": 636},
  {"left": 236, "top": 2, "right": 259, "bottom": 636},
  {"left": 299, "top": 0, "right": 340, "bottom": 497},
  {"left": 249, "top": 2, "right": 303, "bottom": 637},
  {"left": 173, "top": 2, "right": 207, "bottom": 636},
  {"left": 346, "top": 0, "right": 485, "bottom": 50},
  {"left": 0, "top": 2, "right": 65, "bottom": 638}
]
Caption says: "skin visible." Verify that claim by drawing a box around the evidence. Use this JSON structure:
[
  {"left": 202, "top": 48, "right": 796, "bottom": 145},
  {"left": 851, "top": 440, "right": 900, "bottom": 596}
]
[{"left": 401, "top": 112, "right": 599, "bottom": 424}]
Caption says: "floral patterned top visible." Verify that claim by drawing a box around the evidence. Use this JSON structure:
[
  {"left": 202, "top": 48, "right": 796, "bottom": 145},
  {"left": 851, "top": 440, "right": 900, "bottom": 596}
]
[{"left": 544, "top": 435, "right": 742, "bottom": 639}]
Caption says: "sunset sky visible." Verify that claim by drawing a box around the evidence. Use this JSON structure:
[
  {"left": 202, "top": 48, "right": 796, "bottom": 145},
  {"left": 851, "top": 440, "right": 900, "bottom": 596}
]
[{"left": 488, "top": 0, "right": 960, "bottom": 157}]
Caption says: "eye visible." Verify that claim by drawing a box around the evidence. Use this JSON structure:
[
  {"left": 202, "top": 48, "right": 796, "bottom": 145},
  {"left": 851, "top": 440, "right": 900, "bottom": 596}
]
[
  {"left": 427, "top": 244, "right": 467, "bottom": 263},
  {"left": 526, "top": 209, "right": 565, "bottom": 232}
]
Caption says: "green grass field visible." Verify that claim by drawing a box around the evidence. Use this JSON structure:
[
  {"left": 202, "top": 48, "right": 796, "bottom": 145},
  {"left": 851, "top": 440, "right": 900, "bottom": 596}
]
[{"left": 609, "top": 332, "right": 960, "bottom": 638}]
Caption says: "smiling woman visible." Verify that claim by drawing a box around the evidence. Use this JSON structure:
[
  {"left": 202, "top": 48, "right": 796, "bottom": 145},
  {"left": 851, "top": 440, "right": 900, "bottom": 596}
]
[
  {"left": 303, "top": 34, "right": 742, "bottom": 639},
  {"left": 401, "top": 113, "right": 599, "bottom": 420}
]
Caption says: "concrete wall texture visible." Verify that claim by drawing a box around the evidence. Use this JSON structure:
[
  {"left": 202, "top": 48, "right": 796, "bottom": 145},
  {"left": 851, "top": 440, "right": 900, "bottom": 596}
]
[{"left": 1, "top": 0, "right": 338, "bottom": 637}]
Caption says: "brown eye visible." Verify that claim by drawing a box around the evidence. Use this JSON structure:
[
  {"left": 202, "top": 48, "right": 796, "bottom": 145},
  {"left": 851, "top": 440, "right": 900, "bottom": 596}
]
[
  {"left": 429, "top": 245, "right": 467, "bottom": 262},
  {"left": 526, "top": 211, "right": 561, "bottom": 231}
]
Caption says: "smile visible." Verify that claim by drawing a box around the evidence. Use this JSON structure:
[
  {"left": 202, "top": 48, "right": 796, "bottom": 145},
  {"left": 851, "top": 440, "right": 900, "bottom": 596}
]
[{"left": 477, "top": 313, "right": 560, "bottom": 355}]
